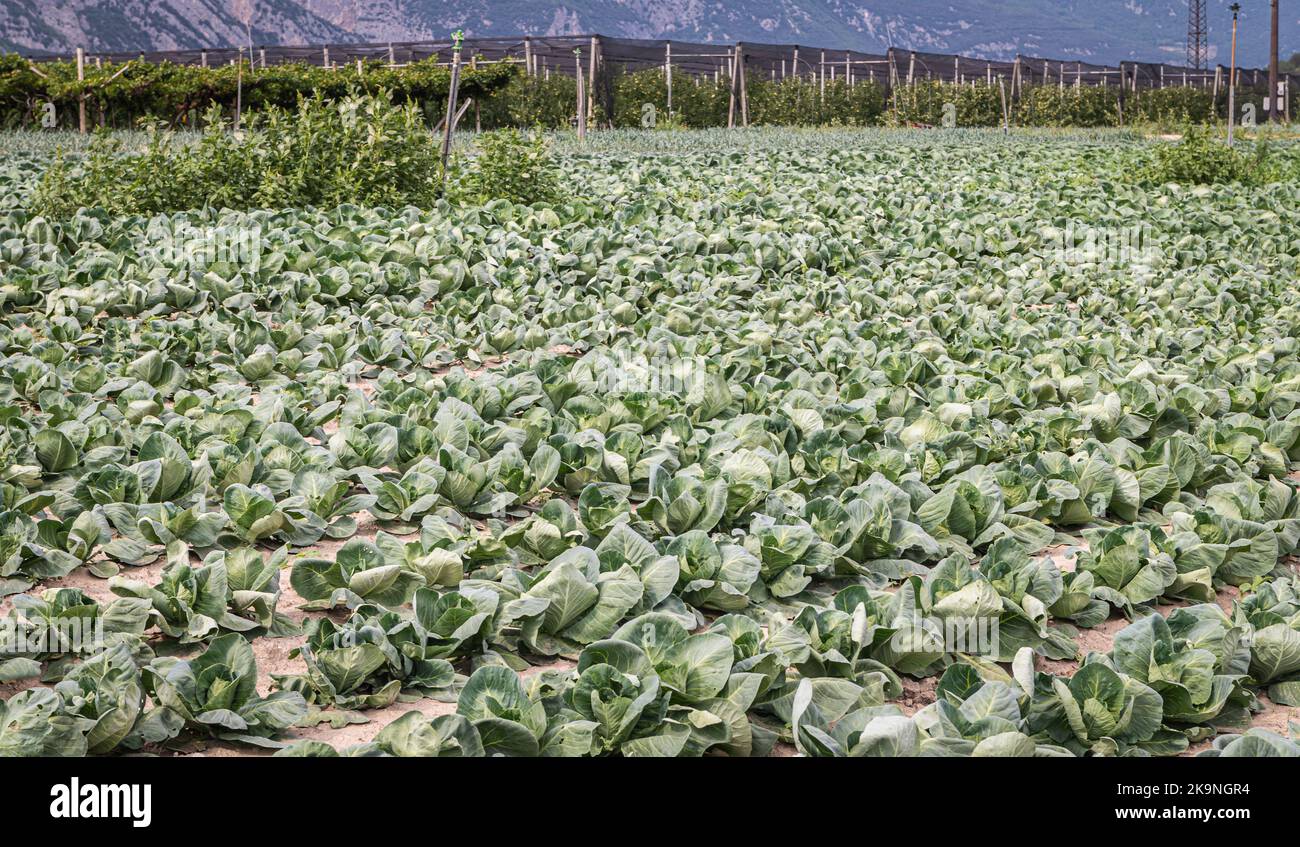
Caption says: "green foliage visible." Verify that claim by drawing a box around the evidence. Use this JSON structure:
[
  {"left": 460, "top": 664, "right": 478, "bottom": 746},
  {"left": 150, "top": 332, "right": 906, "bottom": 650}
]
[
  {"left": 1140, "top": 125, "right": 1290, "bottom": 185},
  {"left": 453, "top": 128, "right": 561, "bottom": 206},
  {"left": 30, "top": 92, "right": 444, "bottom": 217},
  {"left": 0, "top": 53, "right": 515, "bottom": 130}
]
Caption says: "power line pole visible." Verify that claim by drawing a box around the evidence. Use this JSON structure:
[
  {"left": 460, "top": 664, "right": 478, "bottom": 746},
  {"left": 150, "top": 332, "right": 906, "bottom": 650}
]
[
  {"left": 1228, "top": 3, "right": 1240, "bottom": 145},
  {"left": 1269, "top": 0, "right": 1280, "bottom": 121},
  {"left": 1187, "top": 0, "right": 1208, "bottom": 69}
]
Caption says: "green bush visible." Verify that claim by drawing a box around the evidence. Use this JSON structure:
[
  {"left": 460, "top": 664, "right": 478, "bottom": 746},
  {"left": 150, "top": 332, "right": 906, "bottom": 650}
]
[
  {"left": 31, "top": 91, "right": 444, "bottom": 216},
  {"left": 1140, "top": 125, "right": 1289, "bottom": 185},
  {"left": 453, "top": 128, "right": 560, "bottom": 206},
  {"left": 0, "top": 53, "right": 515, "bottom": 130},
  {"left": 478, "top": 74, "right": 580, "bottom": 130}
]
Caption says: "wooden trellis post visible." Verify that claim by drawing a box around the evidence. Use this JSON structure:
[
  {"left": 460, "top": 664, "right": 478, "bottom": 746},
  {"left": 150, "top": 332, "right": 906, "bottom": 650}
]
[
  {"left": 323, "top": 46, "right": 330, "bottom": 68},
  {"left": 998, "top": 78, "right": 1010, "bottom": 134},
  {"left": 523, "top": 36, "right": 532, "bottom": 76},
  {"left": 76, "top": 47, "right": 86, "bottom": 133},
  {"left": 819, "top": 50, "right": 825, "bottom": 101},
  {"left": 907, "top": 51, "right": 915, "bottom": 85},
  {"left": 665, "top": 41, "right": 672, "bottom": 111},
  {"left": 727, "top": 46, "right": 738, "bottom": 127},
  {"left": 575, "top": 47, "right": 586, "bottom": 140},
  {"left": 739, "top": 45, "right": 749, "bottom": 125},
  {"left": 589, "top": 36, "right": 598, "bottom": 123}
]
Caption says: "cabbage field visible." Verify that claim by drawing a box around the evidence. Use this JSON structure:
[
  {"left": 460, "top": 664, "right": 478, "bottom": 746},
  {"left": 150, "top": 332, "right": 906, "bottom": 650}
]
[{"left": 1, "top": 128, "right": 1299, "bottom": 758}]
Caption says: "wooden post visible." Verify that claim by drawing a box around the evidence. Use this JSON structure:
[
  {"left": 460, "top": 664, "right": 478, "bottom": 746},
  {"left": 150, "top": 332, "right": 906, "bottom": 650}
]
[
  {"left": 388, "top": 43, "right": 395, "bottom": 66},
  {"left": 590, "top": 36, "right": 598, "bottom": 125},
  {"left": 323, "top": 46, "right": 330, "bottom": 68},
  {"left": 523, "top": 36, "right": 532, "bottom": 76},
  {"left": 727, "top": 46, "right": 738, "bottom": 128},
  {"left": 1213, "top": 65, "right": 1222, "bottom": 99},
  {"left": 987, "top": 62, "right": 992, "bottom": 85},
  {"left": 665, "top": 41, "right": 672, "bottom": 112},
  {"left": 998, "top": 79, "right": 1009, "bottom": 134},
  {"left": 819, "top": 50, "right": 825, "bottom": 102},
  {"left": 575, "top": 48, "right": 586, "bottom": 140},
  {"left": 76, "top": 48, "right": 86, "bottom": 134},
  {"left": 738, "top": 45, "right": 749, "bottom": 126},
  {"left": 1011, "top": 56, "right": 1021, "bottom": 98},
  {"left": 1076, "top": 63, "right": 1082, "bottom": 88},
  {"left": 440, "top": 32, "right": 463, "bottom": 191},
  {"left": 907, "top": 51, "right": 915, "bottom": 85},
  {"left": 793, "top": 47, "right": 799, "bottom": 81},
  {"left": 845, "top": 51, "right": 851, "bottom": 86},
  {"left": 235, "top": 48, "right": 244, "bottom": 130}
]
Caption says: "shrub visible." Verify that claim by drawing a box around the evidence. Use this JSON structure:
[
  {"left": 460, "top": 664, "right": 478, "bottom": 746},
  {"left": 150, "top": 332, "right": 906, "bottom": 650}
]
[
  {"left": 454, "top": 128, "right": 560, "bottom": 206},
  {"left": 1140, "top": 125, "right": 1288, "bottom": 186},
  {"left": 30, "top": 91, "right": 443, "bottom": 216}
]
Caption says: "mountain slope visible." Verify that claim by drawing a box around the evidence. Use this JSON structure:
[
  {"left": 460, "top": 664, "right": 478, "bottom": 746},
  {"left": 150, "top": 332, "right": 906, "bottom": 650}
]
[
  {"left": 3, "top": 0, "right": 1294, "bottom": 67},
  {"left": 0, "top": 0, "right": 355, "bottom": 54}
]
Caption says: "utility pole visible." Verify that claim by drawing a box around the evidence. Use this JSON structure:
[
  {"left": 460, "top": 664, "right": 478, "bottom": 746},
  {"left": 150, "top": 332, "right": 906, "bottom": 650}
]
[
  {"left": 1268, "top": 0, "right": 1280, "bottom": 121},
  {"left": 1228, "top": 3, "right": 1240, "bottom": 145}
]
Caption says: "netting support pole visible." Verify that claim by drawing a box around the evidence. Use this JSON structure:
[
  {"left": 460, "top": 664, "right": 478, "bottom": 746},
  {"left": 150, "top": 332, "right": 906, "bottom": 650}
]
[
  {"left": 590, "top": 36, "right": 598, "bottom": 124},
  {"left": 727, "top": 47, "right": 737, "bottom": 128},
  {"left": 575, "top": 49, "right": 586, "bottom": 140},
  {"left": 76, "top": 47, "right": 86, "bottom": 134},
  {"left": 739, "top": 45, "right": 749, "bottom": 126},
  {"left": 665, "top": 41, "right": 672, "bottom": 112}
]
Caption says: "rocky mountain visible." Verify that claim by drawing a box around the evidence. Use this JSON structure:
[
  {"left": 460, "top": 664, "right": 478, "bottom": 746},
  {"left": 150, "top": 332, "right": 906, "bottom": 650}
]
[
  {"left": 0, "top": 0, "right": 353, "bottom": 55},
  {"left": 3, "top": 0, "right": 1294, "bottom": 67}
]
